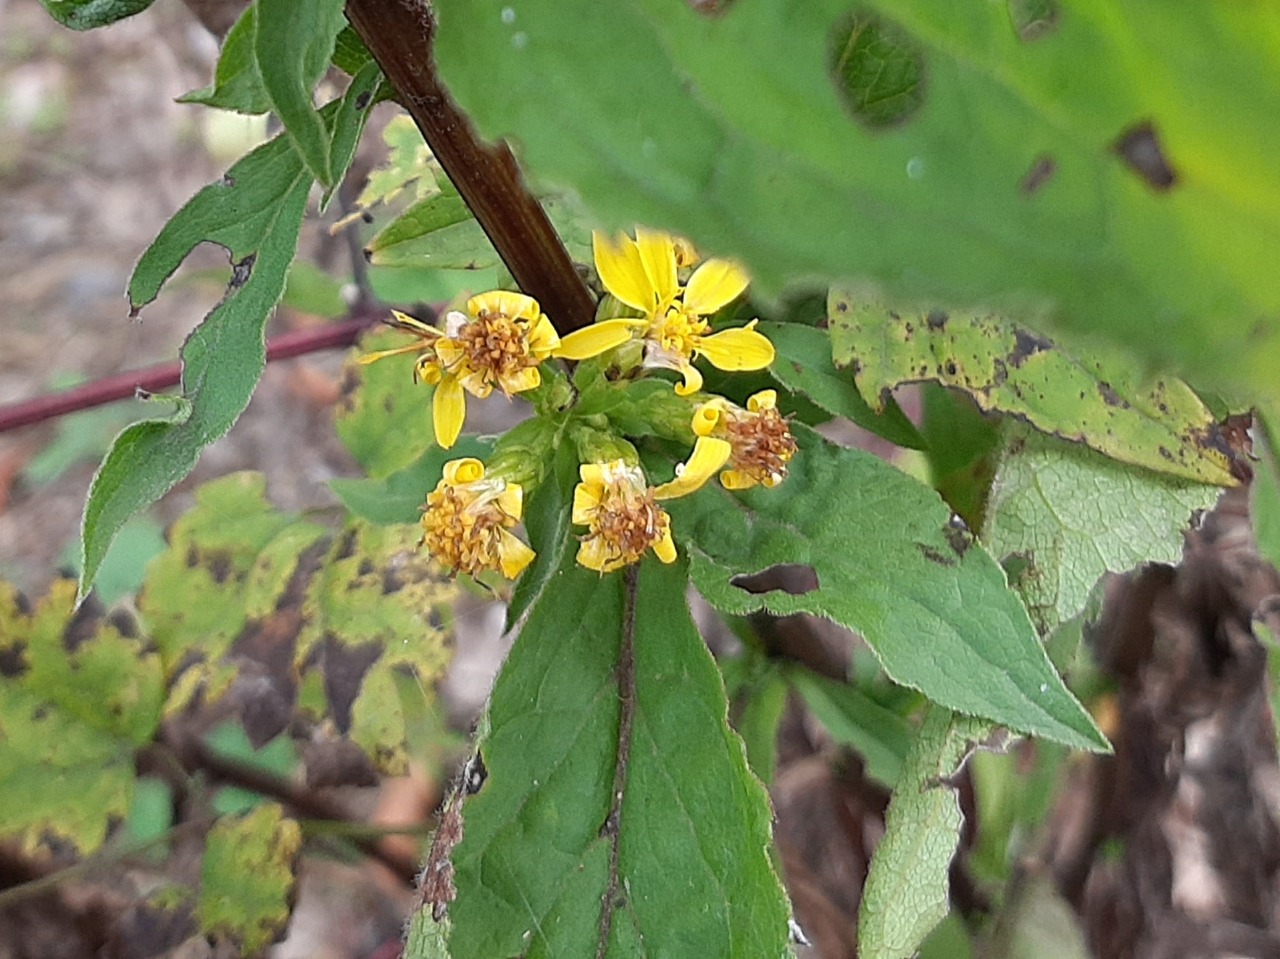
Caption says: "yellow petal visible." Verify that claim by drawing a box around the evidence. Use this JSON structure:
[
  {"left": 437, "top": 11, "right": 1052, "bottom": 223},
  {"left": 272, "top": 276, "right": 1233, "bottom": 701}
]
[
  {"left": 497, "top": 530, "right": 536, "bottom": 578},
  {"left": 746, "top": 389, "right": 777, "bottom": 412},
  {"left": 444, "top": 457, "right": 485, "bottom": 485},
  {"left": 593, "top": 232, "right": 652, "bottom": 312},
  {"left": 527, "top": 314, "right": 561, "bottom": 356},
  {"left": 553, "top": 319, "right": 643, "bottom": 360},
  {"left": 435, "top": 339, "right": 464, "bottom": 368},
  {"left": 654, "top": 437, "right": 732, "bottom": 500},
  {"left": 469, "top": 290, "right": 540, "bottom": 321},
  {"left": 496, "top": 483, "right": 523, "bottom": 520},
  {"left": 576, "top": 536, "right": 610, "bottom": 572},
  {"left": 634, "top": 227, "right": 678, "bottom": 308},
  {"left": 683, "top": 259, "right": 749, "bottom": 316},
  {"left": 719, "top": 468, "right": 759, "bottom": 491},
  {"left": 672, "top": 360, "right": 704, "bottom": 396},
  {"left": 433, "top": 375, "right": 466, "bottom": 449},
  {"left": 652, "top": 527, "right": 678, "bottom": 564},
  {"left": 358, "top": 342, "right": 428, "bottom": 365},
  {"left": 387, "top": 310, "right": 442, "bottom": 337},
  {"left": 500, "top": 365, "right": 541, "bottom": 395},
  {"left": 415, "top": 357, "right": 442, "bottom": 385},
  {"left": 692, "top": 401, "right": 725, "bottom": 437},
  {"left": 694, "top": 323, "right": 775, "bottom": 372},
  {"left": 457, "top": 368, "right": 495, "bottom": 398},
  {"left": 572, "top": 480, "right": 603, "bottom": 525}
]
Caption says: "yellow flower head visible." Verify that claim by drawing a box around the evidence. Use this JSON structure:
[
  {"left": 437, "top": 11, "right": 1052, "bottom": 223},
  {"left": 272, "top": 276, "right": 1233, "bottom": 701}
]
[
  {"left": 420, "top": 458, "right": 536, "bottom": 580},
  {"left": 693, "top": 389, "right": 797, "bottom": 489},
  {"left": 360, "top": 291, "right": 561, "bottom": 449},
  {"left": 557, "top": 228, "right": 776, "bottom": 395},
  {"left": 571, "top": 437, "right": 731, "bottom": 573}
]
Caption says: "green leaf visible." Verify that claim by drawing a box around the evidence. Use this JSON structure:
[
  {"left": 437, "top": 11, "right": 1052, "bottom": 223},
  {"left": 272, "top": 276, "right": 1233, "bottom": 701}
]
[
  {"left": 0, "top": 579, "right": 163, "bottom": 853},
  {"left": 179, "top": 5, "right": 270, "bottom": 115},
  {"left": 447, "top": 549, "right": 789, "bottom": 953},
  {"left": 787, "top": 667, "right": 913, "bottom": 787},
  {"left": 432, "top": 0, "right": 1280, "bottom": 398},
  {"left": 733, "top": 662, "right": 788, "bottom": 786},
  {"left": 332, "top": 25, "right": 374, "bottom": 76},
  {"left": 759, "top": 321, "right": 923, "bottom": 449},
  {"left": 859, "top": 707, "right": 992, "bottom": 959},
  {"left": 57, "top": 514, "right": 166, "bottom": 606},
  {"left": 80, "top": 79, "right": 377, "bottom": 602},
  {"left": 983, "top": 424, "right": 1220, "bottom": 634},
  {"left": 984, "top": 873, "right": 1091, "bottom": 959},
  {"left": 330, "top": 436, "right": 496, "bottom": 525},
  {"left": 830, "top": 294, "right": 1235, "bottom": 486},
  {"left": 37, "top": 0, "right": 153, "bottom": 29},
  {"left": 667, "top": 427, "right": 1106, "bottom": 750},
  {"left": 254, "top": 0, "right": 347, "bottom": 187},
  {"left": 336, "top": 329, "right": 440, "bottom": 478},
  {"left": 917, "top": 384, "right": 1001, "bottom": 529},
  {"left": 1252, "top": 415, "right": 1280, "bottom": 573},
  {"left": 198, "top": 803, "right": 301, "bottom": 953}
]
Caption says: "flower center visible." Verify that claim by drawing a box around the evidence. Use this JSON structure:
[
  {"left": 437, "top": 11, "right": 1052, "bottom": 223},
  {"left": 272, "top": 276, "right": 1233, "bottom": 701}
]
[
  {"left": 654, "top": 307, "right": 709, "bottom": 357},
  {"left": 455, "top": 310, "right": 538, "bottom": 381},
  {"left": 589, "top": 486, "right": 670, "bottom": 567},
  {"left": 725, "top": 407, "right": 797, "bottom": 485},
  {"left": 421, "top": 485, "right": 512, "bottom": 576}
]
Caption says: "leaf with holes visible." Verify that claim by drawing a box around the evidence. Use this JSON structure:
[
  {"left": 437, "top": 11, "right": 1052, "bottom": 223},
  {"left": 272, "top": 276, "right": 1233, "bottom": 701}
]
[
  {"left": 80, "top": 72, "right": 380, "bottom": 603},
  {"left": 433, "top": 0, "right": 1280, "bottom": 400},
  {"left": 983, "top": 424, "right": 1220, "bottom": 634},
  {"left": 829, "top": 293, "right": 1235, "bottom": 485},
  {"left": 0, "top": 579, "right": 163, "bottom": 854},
  {"left": 666, "top": 427, "right": 1106, "bottom": 750},
  {"left": 198, "top": 803, "right": 301, "bottom": 953},
  {"left": 427, "top": 463, "right": 790, "bottom": 956}
]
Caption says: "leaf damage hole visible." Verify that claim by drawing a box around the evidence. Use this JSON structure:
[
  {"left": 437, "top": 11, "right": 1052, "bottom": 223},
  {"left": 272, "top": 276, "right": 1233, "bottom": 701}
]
[
  {"left": 1010, "top": 327, "right": 1052, "bottom": 366},
  {"left": 1112, "top": 121, "right": 1178, "bottom": 191},
  {"left": 230, "top": 253, "right": 256, "bottom": 289},
  {"left": 732, "top": 564, "right": 820, "bottom": 596},
  {"left": 1019, "top": 154, "right": 1057, "bottom": 195},
  {"left": 828, "top": 11, "right": 926, "bottom": 130},
  {"left": 1008, "top": 0, "right": 1058, "bottom": 41}
]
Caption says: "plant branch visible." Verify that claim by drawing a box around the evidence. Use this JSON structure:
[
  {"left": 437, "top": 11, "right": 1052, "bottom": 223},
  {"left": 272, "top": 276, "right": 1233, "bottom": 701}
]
[
  {"left": 0, "top": 312, "right": 380, "bottom": 435},
  {"left": 344, "top": 0, "right": 597, "bottom": 335}
]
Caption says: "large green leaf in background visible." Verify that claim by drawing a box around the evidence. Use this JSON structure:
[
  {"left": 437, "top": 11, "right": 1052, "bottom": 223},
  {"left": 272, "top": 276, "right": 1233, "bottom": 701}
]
[
  {"left": 426, "top": 466, "right": 789, "bottom": 957},
  {"left": 984, "top": 424, "right": 1220, "bottom": 634},
  {"left": 433, "top": 0, "right": 1280, "bottom": 396},
  {"left": 79, "top": 64, "right": 380, "bottom": 601},
  {"left": 666, "top": 427, "right": 1106, "bottom": 751}
]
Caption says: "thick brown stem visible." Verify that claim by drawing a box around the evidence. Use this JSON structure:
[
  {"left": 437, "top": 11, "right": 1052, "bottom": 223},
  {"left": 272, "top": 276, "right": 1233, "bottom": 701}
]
[{"left": 344, "top": 0, "right": 596, "bottom": 335}]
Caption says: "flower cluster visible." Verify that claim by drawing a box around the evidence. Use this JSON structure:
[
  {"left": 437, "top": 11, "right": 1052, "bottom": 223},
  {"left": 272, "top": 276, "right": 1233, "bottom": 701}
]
[{"left": 362, "top": 226, "right": 796, "bottom": 579}]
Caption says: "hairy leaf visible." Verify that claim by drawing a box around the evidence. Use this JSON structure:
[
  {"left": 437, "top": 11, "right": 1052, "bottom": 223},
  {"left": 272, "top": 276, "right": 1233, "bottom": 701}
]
[
  {"left": 860, "top": 707, "right": 992, "bottom": 959},
  {"left": 37, "top": 0, "right": 152, "bottom": 29},
  {"left": 983, "top": 424, "right": 1220, "bottom": 634},
  {"left": 179, "top": 5, "right": 270, "bottom": 115},
  {"left": 667, "top": 427, "right": 1106, "bottom": 750},
  {"left": 830, "top": 294, "right": 1235, "bottom": 485},
  {"left": 198, "top": 803, "right": 301, "bottom": 952},
  {"left": 432, "top": 0, "right": 1280, "bottom": 397},
  {"left": 0, "top": 579, "right": 163, "bottom": 853},
  {"left": 80, "top": 75, "right": 378, "bottom": 601}
]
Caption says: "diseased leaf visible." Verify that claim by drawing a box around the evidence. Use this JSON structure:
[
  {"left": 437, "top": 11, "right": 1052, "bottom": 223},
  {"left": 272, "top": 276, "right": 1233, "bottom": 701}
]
[
  {"left": 443, "top": 469, "right": 789, "bottom": 956},
  {"left": 859, "top": 707, "right": 991, "bottom": 959},
  {"left": 829, "top": 293, "right": 1235, "bottom": 486},
  {"left": 432, "top": 0, "right": 1280, "bottom": 397},
  {"left": 37, "top": 0, "right": 152, "bottom": 29},
  {"left": 983, "top": 424, "right": 1219, "bottom": 634},
  {"left": 198, "top": 803, "right": 301, "bottom": 953},
  {"left": 0, "top": 579, "right": 163, "bottom": 854},
  {"left": 759, "top": 321, "right": 923, "bottom": 449},
  {"left": 253, "top": 0, "right": 347, "bottom": 186},
  {"left": 80, "top": 76, "right": 378, "bottom": 601},
  {"left": 179, "top": 5, "right": 269, "bottom": 115},
  {"left": 667, "top": 427, "right": 1106, "bottom": 750}
]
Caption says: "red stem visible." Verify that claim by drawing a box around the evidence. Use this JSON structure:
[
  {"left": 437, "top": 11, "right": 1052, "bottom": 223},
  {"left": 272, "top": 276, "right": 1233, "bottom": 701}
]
[{"left": 0, "top": 313, "right": 379, "bottom": 435}]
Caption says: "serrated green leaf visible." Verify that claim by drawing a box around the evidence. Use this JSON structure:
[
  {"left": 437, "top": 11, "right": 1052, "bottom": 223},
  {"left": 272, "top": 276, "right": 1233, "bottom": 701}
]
[
  {"left": 80, "top": 80, "right": 377, "bottom": 602},
  {"left": 983, "top": 424, "right": 1220, "bottom": 634},
  {"left": 830, "top": 294, "right": 1235, "bottom": 486},
  {"left": 179, "top": 5, "right": 270, "bottom": 115},
  {"left": 448, "top": 508, "right": 788, "bottom": 955},
  {"left": 336, "top": 330, "right": 440, "bottom": 478},
  {"left": 667, "top": 427, "right": 1106, "bottom": 750},
  {"left": 37, "top": 0, "right": 152, "bottom": 29},
  {"left": 787, "top": 668, "right": 912, "bottom": 787},
  {"left": 198, "top": 803, "right": 301, "bottom": 953},
  {"left": 0, "top": 579, "right": 163, "bottom": 854},
  {"left": 254, "top": 0, "right": 347, "bottom": 187},
  {"left": 432, "top": 0, "right": 1280, "bottom": 400},
  {"left": 330, "top": 436, "right": 496, "bottom": 525},
  {"left": 759, "top": 321, "right": 923, "bottom": 449},
  {"left": 859, "top": 707, "right": 990, "bottom": 959}
]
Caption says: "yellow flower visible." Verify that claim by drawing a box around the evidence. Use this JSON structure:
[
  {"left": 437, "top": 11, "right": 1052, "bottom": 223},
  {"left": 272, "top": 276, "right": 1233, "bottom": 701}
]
[
  {"left": 360, "top": 291, "right": 561, "bottom": 449},
  {"left": 693, "top": 389, "right": 797, "bottom": 489},
  {"left": 556, "top": 229, "right": 775, "bottom": 395},
  {"left": 571, "top": 437, "right": 730, "bottom": 573},
  {"left": 420, "top": 458, "right": 536, "bottom": 579}
]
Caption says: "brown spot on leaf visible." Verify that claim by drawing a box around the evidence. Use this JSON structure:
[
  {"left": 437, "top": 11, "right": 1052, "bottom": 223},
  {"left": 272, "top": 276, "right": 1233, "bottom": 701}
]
[
  {"left": 320, "top": 634, "right": 382, "bottom": 734},
  {"left": 926, "top": 310, "right": 948, "bottom": 330},
  {"left": 1113, "top": 121, "right": 1178, "bottom": 191},
  {"left": 1010, "top": 327, "right": 1052, "bottom": 366},
  {"left": 1020, "top": 154, "right": 1057, "bottom": 194},
  {"left": 917, "top": 544, "right": 956, "bottom": 567},
  {"left": 1097, "top": 381, "right": 1128, "bottom": 408},
  {"left": 0, "top": 641, "right": 27, "bottom": 678},
  {"left": 230, "top": 253, "right": 256, "bottom": 289}
]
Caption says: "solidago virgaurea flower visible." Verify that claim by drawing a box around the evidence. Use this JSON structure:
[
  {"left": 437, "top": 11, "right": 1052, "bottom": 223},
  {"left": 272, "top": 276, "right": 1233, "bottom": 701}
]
[
  {"left": 572, "top": 437, "right": 730, "bottom": 573},
  {"left": 360, "top": 291, "right": 560, "bottom": 449},
  {"left": 420, "top": 458, "right": 535, "bottom": 579},
  {"left": 556, "top": 228, "right": 776, "bottom": 395},
  {"left": 693, "top": 389, "right": 797, "bottom": 489}
]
